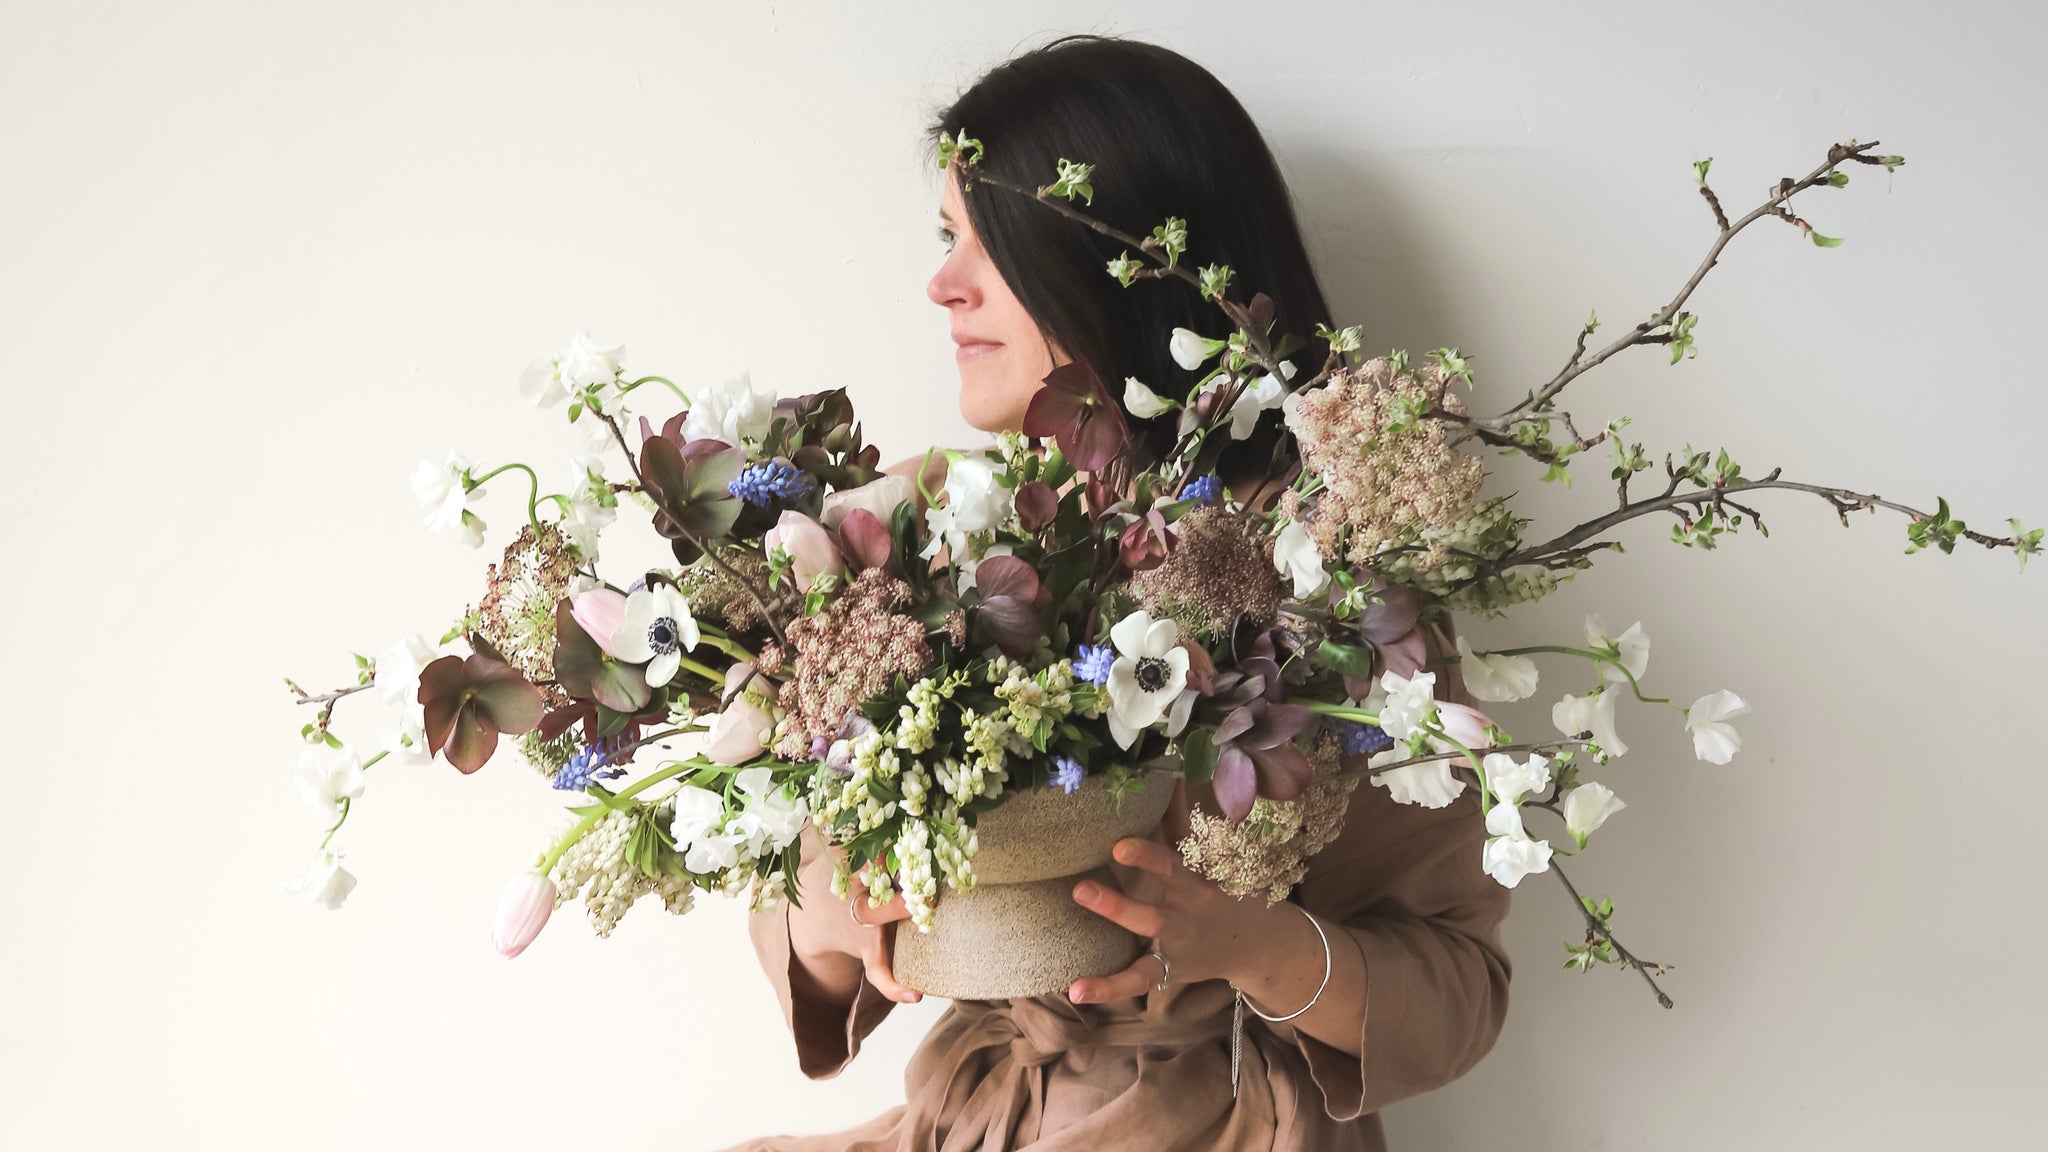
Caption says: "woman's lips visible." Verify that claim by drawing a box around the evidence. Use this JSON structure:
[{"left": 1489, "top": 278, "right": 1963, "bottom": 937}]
[{"left": 955, "top": 341, "right": 1003, "bottom": 361}]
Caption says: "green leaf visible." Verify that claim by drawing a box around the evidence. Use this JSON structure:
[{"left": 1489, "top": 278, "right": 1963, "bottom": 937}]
[
  {"left": 1826, "top": 170, "right": 1850, "bottom": 188},
  {"left": 1808, "top": 230, "right": 1845, "bottom": 248},
  {"left": 1179, "top": 729, "right": 1218, "bottom": 787},
  {"left": 1311, "top": 640, "right": 1377, "bottom": 681}
]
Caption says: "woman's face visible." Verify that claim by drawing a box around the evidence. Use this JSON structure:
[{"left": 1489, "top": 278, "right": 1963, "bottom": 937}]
[{"left": 927, "top": 163, "right": 1067, "bottom": 433}]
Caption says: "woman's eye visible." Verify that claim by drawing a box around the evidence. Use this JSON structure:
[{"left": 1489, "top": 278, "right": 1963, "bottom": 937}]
[{"left": 937, "top": 227, "right": 957, "bottom": 249}]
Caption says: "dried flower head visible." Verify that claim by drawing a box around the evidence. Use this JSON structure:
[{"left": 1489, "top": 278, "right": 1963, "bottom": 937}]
[
  {"left": 1284, "top": 356, "right": 1487, "bottom": 573},
  {"left": 773, "top": 568, "right": 934, "bottom": 758},
  {"left": 476, "top": 522, "right": 578, "bottom": 707},
  {"left": 1176, "top": 729, "right": 1359, "bottom": 904},
  {"left": 677, "top": 548, "right": 780, "bottom": 634},
  {"left": 1130, "top": 505, "right": 1283, "bottom": 641}
]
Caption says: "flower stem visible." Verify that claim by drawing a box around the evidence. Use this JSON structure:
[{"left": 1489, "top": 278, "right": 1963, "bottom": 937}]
[
  {"left": 537, "top": 757, "right": 716, "bottom": 875},
  {"left": 470, "top": 462, "right": 543, "bottom": 525},
  {"left": 318, "top": 796, "right": 350, "bottom": 851},
  {"left": 1298, "top": 701, "right": 1382, "bottom": 725},
  {"left": 620, "top": 375, "right": 689, "bottom": 404},
  {"left": 1483, "top": 644, "right": 1679, "bottom": 709}
]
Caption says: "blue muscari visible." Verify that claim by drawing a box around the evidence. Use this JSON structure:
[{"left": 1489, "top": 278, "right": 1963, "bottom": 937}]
[
  {"left": 552, "top": 743, "right": 628, "bottom": 791},
  {"left": 728, "top": 460, "right": 817, "bottom": 508},
  {"left": 1339, "top": 721, "right": 1393, "bottom": 757},
  {"left": 1183, "top": 473, "right": 1223, "bottom": 506},
  {"left": 1073, "top": 644, "right": 1116, "bottom": 686},
  {"left": 1052, "top": 756, "right": 1086, "bottom": 795}
]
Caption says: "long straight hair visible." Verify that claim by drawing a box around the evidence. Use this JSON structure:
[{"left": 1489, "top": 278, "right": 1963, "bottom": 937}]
[{"left": 925, "top": 33, "right": 1335, "bottom": 483}]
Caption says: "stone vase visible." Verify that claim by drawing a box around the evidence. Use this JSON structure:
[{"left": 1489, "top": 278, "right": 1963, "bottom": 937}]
[{"left": 893, "top": 769, "right": 1179, "bottom": 1001}]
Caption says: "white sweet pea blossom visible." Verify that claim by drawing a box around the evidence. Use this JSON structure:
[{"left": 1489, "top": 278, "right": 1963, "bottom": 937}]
[
  {"left": 410, "top": 451, "right": 487, "bottom": 547},
  {"left": 609, "top": 585, "right": 700, "bottom": 687},
  {"left": 375, "top": 634, "right": 440, "bottom": 711},
  {"left": 1456, "top": 634, "right": 1539, "bottom": 703},
  {"left": 1483, "top": 750, "right": 1552, "bottom": 807},
  {"left": 295, "top": 749, "right": 365, "bottom": 811},
  {"left": 1563, "top": 782, "right": 1627, "bottom": 847},
  {"left": 280, "top": 849, "right": 358, "bottom": 910},
  {"left": 1170, "top": 327, "right": 1224, "bottom": 371},
  {"left": 681, "top": 370, "right": 774, "bottom": 447},
  {"left": 381, "top": 715, "right": 433, "bottom": 765},
  {"left": 1103, "top": 610, "right": 1192, "bottom": 749},
  {"left": 1552, "top": 685, "right": 1628, "bottom": 758},
  {"left": 1585, "top": 613, "right": 1650, "bottom": 687},
  {"left": 1123, "top": 376, "right": 1176, "bottom": 418},
  {"left": 668, "top": 784, "right": 733, "bottom": 873},
  {"left": 956, "top": 543, "right": 1015, "bottom": 594},
  {"left": 730, "top": 767, "right": 809, "bottom": 856},
  {"left": 1684, "top": 689, "right": 1750, "bottom": 764},
  {"left": 521, "top": 330, "right": 625, "bottom": 407},
  {"left": 1272, "top": 519, "right": 1330, "bottom": 599},
  {"left": 1376, "top": 670, "right": 1438, "bottom": 743},
  {"left": 1369, "top": 746, "right": 1467, "bottom": 808},
  {"left": 1202, "top": 360, "right": 1296, "bottom": 440},
  {"left": 560, "top": 455, "right": 616, "bottom": 560},
  {"left": 1484, "top": 800, "right": 1528, "bottom": 840},
  {"left": 1482, "top": 833, "right": 1553, "bottom": 888},
  {"left": 921, "top": 455, "right": 1011, "bottom": 562}
]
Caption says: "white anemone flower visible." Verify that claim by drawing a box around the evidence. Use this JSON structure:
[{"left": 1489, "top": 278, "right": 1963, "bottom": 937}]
[
  {"left": 681, "top": 370, "right": 774, "bottom": 447},
  {"left": 1272, "top": 519, "right": 1330, "bottom": 599},
  {"left": 1482, "top": 834, "right": 1553, "bottom": 889},
  {"left": 1563, "top": 782, "right": 1627, "bottom": 847},
  {"left": 609, "top": 585, "right": 700, "bottom": 687},
  {"left": 410, "top": 451, "right": 485, "bottom": 546},
  {"left": 1584, "top": 613, "right": 1651, "bottom": 687},
  {"left": 1456, "top": 634, "right": 1539, "bottom": 703},
  {"left": 1552, "top": 685, "right": 1628, "bottom": 758},
  {"left": 1123, "top": 376, "right": 1176, "bottom": 418},
  {"left": 1103, "top": 610, "right": 1191, "bottom": 749},
  {"left": 1684, "top": 689, "right": 1750, "bottom": 764},
  {"left": 280, "top": 849, "right": 358, "bottom": 910}
]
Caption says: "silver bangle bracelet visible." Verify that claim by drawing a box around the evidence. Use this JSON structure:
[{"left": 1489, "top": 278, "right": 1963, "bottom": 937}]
[{"left": 1242, "top": 902, "right": 1331, "bottom": 1023}]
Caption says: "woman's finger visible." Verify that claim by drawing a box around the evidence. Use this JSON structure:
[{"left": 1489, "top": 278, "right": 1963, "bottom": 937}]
[
  {"left": 1111, "top": 836, "right": 1182, "bottom": 880},
  {"left": 1072, "top": 877, "right": 1165, "bottom": 938},
  {"left": 860, "top": 923, "right": 922, "bottom": 1003},
  {"left": 1068, "top": 952, "right": 1164, "bottom": 1005}
]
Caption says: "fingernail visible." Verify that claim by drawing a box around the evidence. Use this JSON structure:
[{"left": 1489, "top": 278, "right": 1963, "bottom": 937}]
[{"left": 1074, "top": 882, "right": 1098, "bottom": 902}]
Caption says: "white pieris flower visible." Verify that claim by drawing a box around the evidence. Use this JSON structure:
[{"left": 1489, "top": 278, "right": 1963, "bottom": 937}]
[
  {"left": 1585, "top": 614, "right": 1650, "bottom": 687},
  {"left": 522, "top": 331, "right": 624, "bottom": 407},
  {"left": 1456, "top": 634, "right": 1539, "bottom": 703},
  {"left": 1376, "top": 670, "right": 1439, "bottom": 743},
  {"left": 609, "top": 585, "right": 700, "bottom": 687},
  {"left": 1273, "top": 519, "right": 1330, "bottom": 599},
  {"left": 1170, "top": 327, "right": 1224, "bottom": 371},
  {"left": 560, "top": 455, "right": 616, "bottom": 560},
  {"left": 1483, "top": 750, "right": 1552, "bottom": 807},
  {"left": 921, "top": 455, "right": 1011, "bottom": 561},
  {"left": 731, "top": 767, "right": 809, "bottom": 856},
  {"left": 280, "top": 849, "right": 358, "bottom": 910},
  {"left": 295, "top": 749, "right": 365, "bottom": 811},
  {"left": 1563, "top": 782, "right": 1627, "bottom": 847},
  {"left": 1370, "top": 746, "right": 1467, "bottom": 808},
  {"left": 1553, "top": 686, "right": 1628, "bottom": 758},
  {"left": 1103, "top": 610, "right": 1191, "bottom": 749},
  {"left": 1684, "top": 689, "right": 1750, "bottom": 764},
  {"left": 1123, "top": 376, "right": 1176, "bottom": 418},
  {"left": 410, "top": 450, "right": 486, "bottom": 547},
  {"left": 681, "top": 370, "right": 774, "bottom": 447},
  {"left": 1482, "top": 833, "right": 1553, "bottom": 888}
]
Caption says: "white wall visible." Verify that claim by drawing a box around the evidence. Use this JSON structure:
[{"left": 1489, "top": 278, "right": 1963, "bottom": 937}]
[{"left": 4, "top": 2, "right": 2044, "bottom": 1148}]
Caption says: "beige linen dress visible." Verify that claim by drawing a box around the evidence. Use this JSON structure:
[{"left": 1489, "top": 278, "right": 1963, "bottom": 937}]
[{"left": 717, "top": 767, "right": 1513, "bottom": 1152}]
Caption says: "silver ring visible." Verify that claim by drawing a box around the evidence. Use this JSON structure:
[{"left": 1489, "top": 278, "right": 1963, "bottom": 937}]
[
  {"left": 849, "top": 898, "right": 877, "bottom": 929},
  {"left": 1147, "top": 948, "right": 1171, "bottom": 991}
]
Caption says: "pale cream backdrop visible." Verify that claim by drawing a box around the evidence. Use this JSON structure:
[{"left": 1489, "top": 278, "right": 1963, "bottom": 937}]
[{"left": 3, "top": 1, "right": 2044, "bottom": 1149}]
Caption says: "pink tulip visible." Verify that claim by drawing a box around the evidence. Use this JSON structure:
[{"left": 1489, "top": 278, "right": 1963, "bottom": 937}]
[
  {"left": 764, "top": 511, "right": 845, "bottom": 588},
  {"left": 705, "top": 662, "right": 777, "bottom": 766},
  {"left": 820, "top": 474, "right": 915, "bottom": 530},
  {"left": 493, "top": 872, "right": 557, "bottom": 958},
  {"left": 570, "top": 587, "right": 628, "bottom": 657},
  {"left": 1434, "top": 701, "right": 1498, "bottom": 771}
]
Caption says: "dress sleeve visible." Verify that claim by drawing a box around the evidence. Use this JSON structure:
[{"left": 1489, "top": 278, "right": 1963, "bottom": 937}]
[
  {"left": 1278, "top": 617, "right": 1515, "bottom": 1121},
  {"left": 745, "top": 874, "right": 901, "bottom": 1079}
]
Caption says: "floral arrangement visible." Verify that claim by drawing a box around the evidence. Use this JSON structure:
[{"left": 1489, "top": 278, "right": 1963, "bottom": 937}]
[{"left": 284, "top": 133, "right": 2038, "bottom": 1003}]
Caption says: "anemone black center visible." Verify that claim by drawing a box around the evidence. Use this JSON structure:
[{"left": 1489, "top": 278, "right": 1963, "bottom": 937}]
[
  {"left": 1135, "top": 656, "right": 1172, "bottom": 692},
  {"left": 648, "top": 617, "right": 680, "bottom": 654}
]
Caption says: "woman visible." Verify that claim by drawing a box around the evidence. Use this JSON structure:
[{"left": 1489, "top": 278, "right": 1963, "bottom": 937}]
[{"left": 719, "top": 34, "right": 1510, "bottom": 1152}]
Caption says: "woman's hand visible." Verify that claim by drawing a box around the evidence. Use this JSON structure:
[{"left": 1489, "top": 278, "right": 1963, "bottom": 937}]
[
  {"left": 1065, "top": 778, "right": 1282, "bottom": 1004},
  {"left": 784, "top": 821, "right": 925, "bottom": 1004}
]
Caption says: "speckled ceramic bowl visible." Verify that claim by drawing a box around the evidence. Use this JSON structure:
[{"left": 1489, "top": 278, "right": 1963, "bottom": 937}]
[{"left": 894, "top": 769, "right": 1178, "bottom": 1001}]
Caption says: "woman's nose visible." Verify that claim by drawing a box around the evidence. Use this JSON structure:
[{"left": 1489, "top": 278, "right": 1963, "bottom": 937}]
[{"left": 927, "top": 253, "right": 975, "bottom": 309}]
